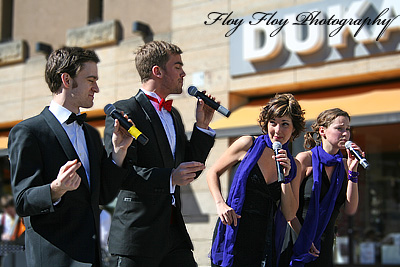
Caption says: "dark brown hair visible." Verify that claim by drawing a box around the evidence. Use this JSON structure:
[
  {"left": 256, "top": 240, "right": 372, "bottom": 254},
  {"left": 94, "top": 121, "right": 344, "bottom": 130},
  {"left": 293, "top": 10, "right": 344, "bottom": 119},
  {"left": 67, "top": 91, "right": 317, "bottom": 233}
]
[{"left": 45, "top": 47, "right": 99, "bottom": 93}]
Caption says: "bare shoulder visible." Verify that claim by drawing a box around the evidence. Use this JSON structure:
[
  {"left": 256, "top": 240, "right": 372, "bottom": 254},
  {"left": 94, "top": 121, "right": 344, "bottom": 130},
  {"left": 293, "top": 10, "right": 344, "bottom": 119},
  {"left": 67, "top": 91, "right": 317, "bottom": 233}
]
[
  {"left": 210, "top": 135, "right": 254, "bottom": 169},
  {"left": 294, "top": 157, "right": 301, "bottom": 169},
  {"left": 233, "top": 135, "right": 254, "bottom": 151},
  {"left": 296, "top": 150, "right": 312, "bottom": 167},
  {"left": 228, "top": 136, "right": 254, "bottom": 160}
]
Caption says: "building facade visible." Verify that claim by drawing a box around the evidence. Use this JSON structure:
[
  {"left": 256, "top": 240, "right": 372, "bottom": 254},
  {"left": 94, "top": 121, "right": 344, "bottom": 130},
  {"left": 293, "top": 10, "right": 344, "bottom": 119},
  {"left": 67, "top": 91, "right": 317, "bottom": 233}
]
[{"left": 0, "top": 0, "right": 399, "bottom": 265}]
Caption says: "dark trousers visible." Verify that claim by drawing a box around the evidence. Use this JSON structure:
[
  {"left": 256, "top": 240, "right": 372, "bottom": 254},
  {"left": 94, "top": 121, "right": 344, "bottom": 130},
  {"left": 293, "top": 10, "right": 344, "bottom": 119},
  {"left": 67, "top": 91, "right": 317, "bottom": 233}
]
[{"left": 111, "top": 224, "right": 197, "bottom": 267}]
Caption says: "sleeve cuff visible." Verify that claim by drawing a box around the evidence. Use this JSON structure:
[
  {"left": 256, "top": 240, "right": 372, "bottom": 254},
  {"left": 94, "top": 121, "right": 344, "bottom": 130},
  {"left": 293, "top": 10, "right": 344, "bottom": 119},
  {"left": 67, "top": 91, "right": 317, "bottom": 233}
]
[
  {"left": 53, "top": 198, "right": 62, "bottom": 206},
  {"left": 170, "top": 174, "right": 176, "bottom": 194},
  {"left": 196, "top": 125, "right": 216, "bottom": 137}
]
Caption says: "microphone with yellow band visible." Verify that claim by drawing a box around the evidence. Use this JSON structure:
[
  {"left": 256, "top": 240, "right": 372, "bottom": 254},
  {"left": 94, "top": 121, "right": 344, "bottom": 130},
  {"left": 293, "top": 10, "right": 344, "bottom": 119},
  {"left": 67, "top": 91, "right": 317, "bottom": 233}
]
[{"left": 104, "top": 104, "right": 149, "bottom": 145}]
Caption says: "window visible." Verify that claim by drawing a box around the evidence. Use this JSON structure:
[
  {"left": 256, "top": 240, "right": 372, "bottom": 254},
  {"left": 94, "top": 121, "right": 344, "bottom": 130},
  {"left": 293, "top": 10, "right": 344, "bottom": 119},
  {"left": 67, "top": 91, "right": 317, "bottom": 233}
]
[
  {"left": 0, "top": 0, "right": 13, "bottom": 42},
  {"left": 335, "top": 123, "right": 400, "bottom": 265},
  {"left": 88, "top": 0, "right": 103, "bottom": 24}
]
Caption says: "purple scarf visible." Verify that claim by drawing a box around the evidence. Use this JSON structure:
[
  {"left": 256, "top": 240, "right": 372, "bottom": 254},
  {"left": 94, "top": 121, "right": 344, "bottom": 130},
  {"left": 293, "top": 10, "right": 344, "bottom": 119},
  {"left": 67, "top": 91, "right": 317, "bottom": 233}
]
[
  {"left": 211, "top": 135, "right": 296, "bottom": 267},
  {"left": 290, "top": 145, "right": 345, "bottom": 266}
]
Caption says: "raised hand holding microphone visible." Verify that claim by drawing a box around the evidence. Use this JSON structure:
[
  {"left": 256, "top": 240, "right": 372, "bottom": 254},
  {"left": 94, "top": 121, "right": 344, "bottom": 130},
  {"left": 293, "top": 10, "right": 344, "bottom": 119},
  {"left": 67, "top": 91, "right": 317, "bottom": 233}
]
[
  {"left": 188, "top": 86, "right": 231, "bottom": 117},
  {"left": 272, "top": 141, "right": 286, "bottom": 183},
  {"left": 104, "top": 104, "right": 149, "bottom": 146},
  {"left": 345, "top": 141, "right": 369, "bottom": 169}
]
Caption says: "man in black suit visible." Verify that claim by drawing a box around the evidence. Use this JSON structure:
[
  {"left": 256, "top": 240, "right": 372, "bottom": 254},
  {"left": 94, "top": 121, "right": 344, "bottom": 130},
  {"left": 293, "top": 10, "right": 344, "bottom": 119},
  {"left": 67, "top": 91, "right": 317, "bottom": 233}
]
[
  {"left": 8, "top": 47, "right": 133, "bottom": 266},
  {"left": 104, "top": 40, "right": 216, "bottom": 266}
]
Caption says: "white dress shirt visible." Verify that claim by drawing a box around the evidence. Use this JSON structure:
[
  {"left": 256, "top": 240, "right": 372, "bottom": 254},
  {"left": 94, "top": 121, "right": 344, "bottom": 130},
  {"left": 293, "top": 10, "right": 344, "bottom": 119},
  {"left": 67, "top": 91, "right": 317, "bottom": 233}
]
[
  {"left": 49, "top": 101, "right": 91, "bottom": 187},
  {"left": 140, "top": 89, "right": 215, "bottom": 205}
]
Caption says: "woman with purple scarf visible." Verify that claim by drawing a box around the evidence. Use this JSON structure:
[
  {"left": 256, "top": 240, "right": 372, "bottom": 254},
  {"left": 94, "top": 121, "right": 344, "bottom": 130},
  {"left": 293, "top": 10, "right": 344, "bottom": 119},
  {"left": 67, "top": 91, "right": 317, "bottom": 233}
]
[
  {"left": 279, "top": 108, "right": 364, "bottom": 266},
  {"left": 207, "top": 94, "right": 305, "bottom": 267}
]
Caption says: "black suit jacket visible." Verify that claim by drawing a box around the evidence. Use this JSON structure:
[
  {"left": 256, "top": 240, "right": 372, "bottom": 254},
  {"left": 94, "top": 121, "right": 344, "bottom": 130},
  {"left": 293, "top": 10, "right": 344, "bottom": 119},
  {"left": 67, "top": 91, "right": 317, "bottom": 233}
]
[
  {"left": 8, "top": 107, "right": 127, "bottom": 266},
  {"left": 104, "top": 90, "right": 215, "bottom": 257}
]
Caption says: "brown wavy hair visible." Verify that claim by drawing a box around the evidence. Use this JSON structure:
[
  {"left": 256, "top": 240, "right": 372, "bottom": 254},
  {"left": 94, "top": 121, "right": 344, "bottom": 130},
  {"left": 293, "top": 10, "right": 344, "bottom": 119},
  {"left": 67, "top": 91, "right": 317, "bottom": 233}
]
[{"left": 258, "top": 93, "right": 305, "bottom": 141}]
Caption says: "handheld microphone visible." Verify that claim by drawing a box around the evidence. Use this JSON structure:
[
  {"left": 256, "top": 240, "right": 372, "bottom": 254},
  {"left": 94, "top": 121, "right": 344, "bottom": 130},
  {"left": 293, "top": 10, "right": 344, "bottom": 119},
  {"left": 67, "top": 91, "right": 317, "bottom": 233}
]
[
  {"left": 345, "top": 141, "right": 369, "bottom": 169},
  {"left": 187, "top": 86, "right": 231, "bottom": 117},
  {"left": 104, "top": 104, "right": 149, "bottom": 146},
  {"left": 272, "top": 141, "right": 285, "bottom": 183}
]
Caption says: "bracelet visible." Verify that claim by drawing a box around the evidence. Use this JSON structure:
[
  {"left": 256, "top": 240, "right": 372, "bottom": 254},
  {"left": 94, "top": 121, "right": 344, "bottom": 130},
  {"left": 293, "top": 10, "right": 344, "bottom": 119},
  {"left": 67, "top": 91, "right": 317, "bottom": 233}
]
[
  {"left": 283, "top": 174, "right": 295, "bottom": 184},
  {"left": 348, "top": 170, "right": 359, "bottom": 183}
]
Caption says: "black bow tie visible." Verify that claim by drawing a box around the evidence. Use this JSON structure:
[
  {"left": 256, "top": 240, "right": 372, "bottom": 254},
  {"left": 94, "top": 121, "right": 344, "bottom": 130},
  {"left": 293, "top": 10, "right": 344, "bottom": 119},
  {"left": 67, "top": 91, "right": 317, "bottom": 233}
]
[{"left": 66, "top": 113, "right": 87, "bottom": 126}]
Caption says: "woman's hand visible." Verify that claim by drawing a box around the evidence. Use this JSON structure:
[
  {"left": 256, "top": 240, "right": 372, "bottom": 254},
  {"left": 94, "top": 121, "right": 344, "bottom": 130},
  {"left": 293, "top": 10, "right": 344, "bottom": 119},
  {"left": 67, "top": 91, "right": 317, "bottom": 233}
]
[
  {"left": 309, "top": 242, "right": 320, "bottom": 257},
  {"left": 346, "top": 142, "right": 365, "bottom": 171},
  {"left": 216, "top": 201, "right": 241, "bottom": 227},
  {"left": 273, "top": 149, "right": 291, "bottom": 176}
]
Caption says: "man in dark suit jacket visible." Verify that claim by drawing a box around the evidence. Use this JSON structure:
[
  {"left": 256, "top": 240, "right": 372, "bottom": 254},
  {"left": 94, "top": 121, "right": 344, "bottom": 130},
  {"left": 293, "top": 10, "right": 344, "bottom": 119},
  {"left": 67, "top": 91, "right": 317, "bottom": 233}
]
[
  {"left": 104, "top": 40, "right": 216, "bottom": 266},
  {"left": 8, "top": 47, "right": 133, "bottom": 267}
]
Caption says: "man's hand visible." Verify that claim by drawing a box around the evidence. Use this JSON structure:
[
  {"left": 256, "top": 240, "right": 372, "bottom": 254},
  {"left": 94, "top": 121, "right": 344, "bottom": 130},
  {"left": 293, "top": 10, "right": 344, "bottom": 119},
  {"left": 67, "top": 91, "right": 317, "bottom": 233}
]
[
  {"left": 171, "top": 161, "right": 205, "bottom": 186},
  {"left": 112, "top": 113, "right": 134, "bottom": 167},
  {"left": 50, "top": 159, "right": 82, "bottom": 201},
  {"left": 195, "top": 91, "right": 216, "bottom": 129}
]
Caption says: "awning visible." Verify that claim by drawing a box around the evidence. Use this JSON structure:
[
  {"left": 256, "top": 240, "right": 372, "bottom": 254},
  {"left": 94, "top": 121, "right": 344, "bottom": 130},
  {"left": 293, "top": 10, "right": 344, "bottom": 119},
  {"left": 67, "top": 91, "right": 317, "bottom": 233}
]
[
  {"left": 211, "top": 83, "right": 400, "bottom": 135},
  {"left": 0, "top": 137, "right": 7, "bottom": 150},
  {"left": 0, "top": 137, "right": 8, "bottom": 156}
]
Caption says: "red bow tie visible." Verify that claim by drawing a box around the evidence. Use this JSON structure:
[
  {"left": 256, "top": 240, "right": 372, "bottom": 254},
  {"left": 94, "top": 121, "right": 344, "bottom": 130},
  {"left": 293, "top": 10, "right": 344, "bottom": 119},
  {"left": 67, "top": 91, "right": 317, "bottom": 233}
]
[{"left": 146, "top": 95, "right": 173, "bottom": 112}]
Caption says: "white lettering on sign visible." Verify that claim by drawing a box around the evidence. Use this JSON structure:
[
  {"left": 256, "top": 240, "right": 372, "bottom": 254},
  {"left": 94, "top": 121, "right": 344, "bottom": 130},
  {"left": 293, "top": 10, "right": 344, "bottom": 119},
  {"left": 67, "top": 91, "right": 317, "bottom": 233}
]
[
  {"left": 243, "top": 24, "right": 283, "bottom": 61},
  {"left": 240, "top": 0, "right": 399, "bottom": 62},
  {"left": 284, "top": 11, "right": 325, "bottom": 55},
  {"left": 373, "top": 0, "right": 400, "bottom": 41},
  {"left": 225, "top": 0, "right": 400, "bottom": 76}
]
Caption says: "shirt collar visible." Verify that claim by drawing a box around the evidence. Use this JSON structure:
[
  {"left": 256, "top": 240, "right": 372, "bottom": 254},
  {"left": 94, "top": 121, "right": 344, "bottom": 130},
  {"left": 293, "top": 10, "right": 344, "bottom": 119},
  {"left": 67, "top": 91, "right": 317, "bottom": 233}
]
[
  {"left": 140, "top": 88, "right": 162, "bottom": 102},
  {"left": 49, "top": 101, "right": 77, "bottom": 125}
]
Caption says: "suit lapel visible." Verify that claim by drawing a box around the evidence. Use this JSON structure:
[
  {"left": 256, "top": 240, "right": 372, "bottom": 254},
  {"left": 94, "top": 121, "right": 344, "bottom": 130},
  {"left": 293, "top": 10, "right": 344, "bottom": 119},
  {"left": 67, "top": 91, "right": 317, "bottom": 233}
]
[
  {"left": 42, "top": 107, "right": 91, "bottom": 190},
  {"left": 135, "top": 91, "right": 174, "bottom": 167}
]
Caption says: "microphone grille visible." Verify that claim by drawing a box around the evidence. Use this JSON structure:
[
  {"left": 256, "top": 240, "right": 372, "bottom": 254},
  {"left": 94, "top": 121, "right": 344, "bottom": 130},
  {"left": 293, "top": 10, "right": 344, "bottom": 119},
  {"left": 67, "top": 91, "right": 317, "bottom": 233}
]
[
  {"left": 345, "top": 141, "right": 353, "bottom": 149},
  {"left": 104, "top": 104, "right": 116, "bottom": 116},
  {"left": 272, "top": 141, "right": 282, "bottom": 150},
  {"left": 187, "top": 86, "right": 198, "bottom": 96}
]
